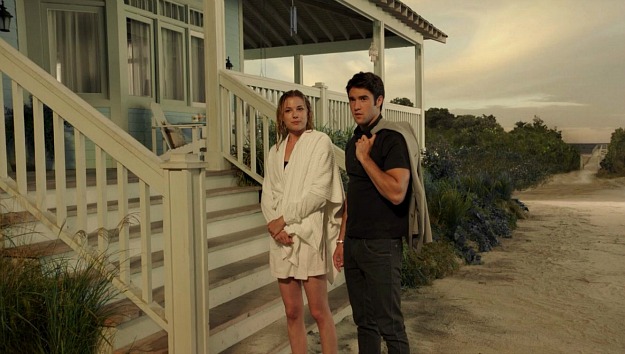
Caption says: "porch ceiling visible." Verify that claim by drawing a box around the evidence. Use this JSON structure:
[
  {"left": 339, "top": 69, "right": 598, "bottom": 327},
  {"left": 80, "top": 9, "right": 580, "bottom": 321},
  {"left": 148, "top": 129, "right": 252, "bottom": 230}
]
[{"left": 242, "top": 0, "right": 446, "bottom": 58}]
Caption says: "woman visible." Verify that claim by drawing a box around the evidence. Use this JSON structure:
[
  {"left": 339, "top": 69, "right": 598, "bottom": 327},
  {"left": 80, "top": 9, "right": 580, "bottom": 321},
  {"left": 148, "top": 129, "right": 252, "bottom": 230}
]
[{"left": 261, "top": 90, "right": 344, "bottom": 354}]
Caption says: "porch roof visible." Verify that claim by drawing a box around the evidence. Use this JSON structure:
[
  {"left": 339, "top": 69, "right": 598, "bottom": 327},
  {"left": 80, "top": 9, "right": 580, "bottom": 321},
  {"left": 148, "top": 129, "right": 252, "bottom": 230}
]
[{"left": 243, "top": 0, "right": 447, "bottom": 58}]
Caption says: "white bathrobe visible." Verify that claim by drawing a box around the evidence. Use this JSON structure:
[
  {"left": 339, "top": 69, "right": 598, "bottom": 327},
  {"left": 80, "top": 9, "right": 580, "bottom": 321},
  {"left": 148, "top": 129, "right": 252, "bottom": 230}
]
[{"left": 261, "top": 130, "right": 344, "bottom": 283}]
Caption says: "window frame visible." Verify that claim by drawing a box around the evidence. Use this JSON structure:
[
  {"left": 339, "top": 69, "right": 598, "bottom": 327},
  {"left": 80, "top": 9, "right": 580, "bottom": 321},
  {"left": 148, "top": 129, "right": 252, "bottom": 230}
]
[
  {"left": 42, "top": 3, "right": 108, "bottom": 100},
  {"left": 125, "top": 13, "right": 156, "bottom": 104},
  {"left": 189, "top": 30, "right": 205, "bottom": 106},
  {"left": 158, "top": 21, "right": 188, "bottom": 106}
]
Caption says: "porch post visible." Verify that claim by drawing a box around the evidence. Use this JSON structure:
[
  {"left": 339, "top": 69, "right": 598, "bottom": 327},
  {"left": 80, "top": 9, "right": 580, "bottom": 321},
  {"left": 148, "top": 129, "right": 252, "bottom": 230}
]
[
  {"left": 373, "top": 21, "right": 385, "bottom": 82},
  {"left": 314, "top": 82, "right": 328, "bottom": 128},
  {"left": 415, "top": 43, "right": 425, "bottom": 149},
  {"left": 162, "top": 153, "right": 210, "bottom": 353},
  {"left": 294, "top": 54, "right": 304, "bottom": 85},
  {"left": 204, "top": 0, "right": 227, "bottom": 170}
]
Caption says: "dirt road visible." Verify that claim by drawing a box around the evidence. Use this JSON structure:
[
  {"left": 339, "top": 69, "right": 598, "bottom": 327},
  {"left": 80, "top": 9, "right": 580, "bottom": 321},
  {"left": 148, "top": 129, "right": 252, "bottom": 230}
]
[{"left": 322, "top": 152, "right": 625, "bottom": 353}]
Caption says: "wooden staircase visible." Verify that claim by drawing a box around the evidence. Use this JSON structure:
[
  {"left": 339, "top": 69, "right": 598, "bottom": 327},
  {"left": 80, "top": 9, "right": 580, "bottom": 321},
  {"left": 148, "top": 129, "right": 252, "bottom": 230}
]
[
  {"left": 1, "top": 37, "right": 351, "bottom": 353},
  {"left": 1, "top": 168, "right": 350, "bottom": 353}
]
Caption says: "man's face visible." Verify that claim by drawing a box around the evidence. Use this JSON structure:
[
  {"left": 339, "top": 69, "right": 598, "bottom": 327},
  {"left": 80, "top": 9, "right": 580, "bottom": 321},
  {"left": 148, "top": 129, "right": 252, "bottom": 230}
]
[{"left": 348, "top": 87, "right": 382, "bottom": 128}]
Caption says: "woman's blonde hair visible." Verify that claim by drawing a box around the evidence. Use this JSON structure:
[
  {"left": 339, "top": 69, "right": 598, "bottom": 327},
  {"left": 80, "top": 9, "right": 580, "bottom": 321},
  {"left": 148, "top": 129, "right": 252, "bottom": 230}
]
[{"left": 276, "top": 90, "right": 314, "bottom": 147}]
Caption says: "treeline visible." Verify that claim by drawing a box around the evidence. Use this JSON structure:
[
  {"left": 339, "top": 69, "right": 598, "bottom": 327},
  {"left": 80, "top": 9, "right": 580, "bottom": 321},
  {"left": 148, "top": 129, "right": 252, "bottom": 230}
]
[
  {"left": 424, "top": 108, "right": 579, "bottom": 189},
  {"left": 598, "top": 127, "right": 625, "bottom": 177},
  {"left": 401, "top": 108, "right": 580, "bottom": 287}
]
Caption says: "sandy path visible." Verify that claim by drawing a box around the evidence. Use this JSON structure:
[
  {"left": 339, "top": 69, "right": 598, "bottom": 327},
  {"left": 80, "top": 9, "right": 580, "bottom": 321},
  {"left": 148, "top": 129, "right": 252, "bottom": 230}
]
[{"left": 314, "top": 151, "right": 625, "bottom": 353}]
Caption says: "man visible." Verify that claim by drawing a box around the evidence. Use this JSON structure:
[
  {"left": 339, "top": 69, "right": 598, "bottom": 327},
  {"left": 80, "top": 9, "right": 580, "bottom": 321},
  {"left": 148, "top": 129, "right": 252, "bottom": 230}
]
[{"left": 333, "top": 72, "right": 425, "bottom": 353}]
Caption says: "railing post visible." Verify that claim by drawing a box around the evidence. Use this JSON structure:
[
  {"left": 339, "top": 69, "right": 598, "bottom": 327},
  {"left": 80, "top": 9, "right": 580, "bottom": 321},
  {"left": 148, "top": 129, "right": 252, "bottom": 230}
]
[
  {"left": 161, "top": 153, "right": 210, "bottom": 354},
  {"left": 204, "top": 1, "right": 228, "bottom": 171},
  {"left": 314, "top": 82, "right": 328, "bottom": 128}
]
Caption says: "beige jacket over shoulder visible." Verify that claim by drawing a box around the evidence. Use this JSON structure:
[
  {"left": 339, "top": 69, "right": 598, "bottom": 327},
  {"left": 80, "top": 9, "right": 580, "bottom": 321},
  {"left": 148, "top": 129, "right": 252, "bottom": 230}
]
[
  {"left": 261, "top": 130, "right": 344, "bottom": 283},
  {"left": 371, "top": 120, "right": 433, "bottom": 252}
]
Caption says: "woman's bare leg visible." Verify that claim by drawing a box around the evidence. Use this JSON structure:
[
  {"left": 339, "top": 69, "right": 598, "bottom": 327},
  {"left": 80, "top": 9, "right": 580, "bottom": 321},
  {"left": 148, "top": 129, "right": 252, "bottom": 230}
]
[
  {"left": 303, "top": 275, "right": 338, "bottom": 354},
  {"left": 278, "top": 278, "right": 307, "bottom": 354}
]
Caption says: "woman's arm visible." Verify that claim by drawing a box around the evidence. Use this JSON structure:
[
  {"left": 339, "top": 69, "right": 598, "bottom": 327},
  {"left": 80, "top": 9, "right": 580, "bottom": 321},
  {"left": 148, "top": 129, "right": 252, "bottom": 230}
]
[{"left": 283, "top": 136, "right": 335, "bottom": 223}]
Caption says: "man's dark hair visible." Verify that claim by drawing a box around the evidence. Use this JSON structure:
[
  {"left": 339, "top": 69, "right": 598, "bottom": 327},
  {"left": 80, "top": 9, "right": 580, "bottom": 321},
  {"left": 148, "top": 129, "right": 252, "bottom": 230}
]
[{"left": 345, "top": 72, "right": 385, "bottom": 109}]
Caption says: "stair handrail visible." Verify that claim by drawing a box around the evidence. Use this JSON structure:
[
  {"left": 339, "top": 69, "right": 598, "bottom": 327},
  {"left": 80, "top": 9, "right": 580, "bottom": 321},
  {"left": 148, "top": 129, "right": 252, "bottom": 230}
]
[
  {"left": 0, "top": 38, "right": 171, "bottom": 333},
  {"left": 218, "top": 70, "right": 346, "bottom": 183},
  {"left": 0, "top": 38, "right": 165, "bottom": 190}
]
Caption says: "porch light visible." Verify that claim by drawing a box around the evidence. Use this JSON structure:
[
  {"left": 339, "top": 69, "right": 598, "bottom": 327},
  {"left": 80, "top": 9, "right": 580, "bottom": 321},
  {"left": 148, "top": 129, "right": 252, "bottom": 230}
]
[
  {"left": 225, "top": 56, "right": 233, "bottom": 70},
  {"left": 368, "top": 41, "right": 378, "bottom": 63},
  {"left": 0, "top": 0, "right": 13, "bottom": 33}
]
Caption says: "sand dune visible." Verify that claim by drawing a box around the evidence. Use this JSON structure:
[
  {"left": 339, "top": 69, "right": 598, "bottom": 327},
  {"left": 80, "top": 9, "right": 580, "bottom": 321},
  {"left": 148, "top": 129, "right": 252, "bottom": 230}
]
[{"left": 311, "top": 152, "right": 625, "bottom": 353}]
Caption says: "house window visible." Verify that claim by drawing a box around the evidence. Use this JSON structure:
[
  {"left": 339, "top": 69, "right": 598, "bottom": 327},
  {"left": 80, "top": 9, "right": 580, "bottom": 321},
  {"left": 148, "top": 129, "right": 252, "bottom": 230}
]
[
  {"left": 124, "top": 4, "right": 204, "bottom": 104},
  {"left": 161, "top": 27, "right": 184, "bottom": 101},
  {"left": 48, "top": 9, "right": 104, "bottom": 94},
  {"left": 127, "top": 18, "right": 152, "bottom": 97},
  {"left": 190, "top": 35, "right": 205, "bottom": 103}
]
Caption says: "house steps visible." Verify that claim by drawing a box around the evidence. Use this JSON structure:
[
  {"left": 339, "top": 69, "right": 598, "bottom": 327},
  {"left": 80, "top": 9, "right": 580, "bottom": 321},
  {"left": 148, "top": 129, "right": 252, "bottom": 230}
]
[
  {"left": 117, "top": 278, "right": 350, "bottom": 354},
  {"left": 2, "top": 168, "right": 351, "bottom": 353}
]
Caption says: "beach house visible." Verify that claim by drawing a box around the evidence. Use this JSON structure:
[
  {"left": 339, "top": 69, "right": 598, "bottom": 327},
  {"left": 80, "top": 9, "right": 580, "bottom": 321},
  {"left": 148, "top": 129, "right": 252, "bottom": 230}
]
[{"left": 0, "top": 0, "right": 446, "bottom": 352}]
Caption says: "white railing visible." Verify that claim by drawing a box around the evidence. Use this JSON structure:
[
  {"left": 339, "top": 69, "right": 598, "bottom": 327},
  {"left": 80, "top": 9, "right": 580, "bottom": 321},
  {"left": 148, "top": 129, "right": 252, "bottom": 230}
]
[
  {"left": 226, "top": 71, "right": 422, "bottom": 136},
  {"left": 0, "top": 38, "right": 209, "bottom": 353},
  {"left": 219, "top": 71, "right": 354, "bottom": 182},
  {"left": 219, "top": 70, "right": 424, "bottom": 181}
]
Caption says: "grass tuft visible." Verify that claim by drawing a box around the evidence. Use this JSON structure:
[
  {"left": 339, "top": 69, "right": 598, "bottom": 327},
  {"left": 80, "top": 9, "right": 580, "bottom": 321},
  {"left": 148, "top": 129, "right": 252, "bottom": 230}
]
[
  {"left": 1, "top": 204, "right": 125, "bottom": 354},
  {"left": 402, "top": 241, "right": 460, "bottom": 288}
]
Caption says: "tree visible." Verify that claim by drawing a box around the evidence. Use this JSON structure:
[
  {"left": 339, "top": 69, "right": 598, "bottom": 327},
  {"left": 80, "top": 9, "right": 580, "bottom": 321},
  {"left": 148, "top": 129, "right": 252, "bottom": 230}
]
[
  {"left": 390, "top": 97, "right": 414, "bottom": 107},
  {"left": 425, "top": 107, "right": 455, "bottom": 130},
  {"left": 599, "top": 127, "right": 625, "bottom": 177}
]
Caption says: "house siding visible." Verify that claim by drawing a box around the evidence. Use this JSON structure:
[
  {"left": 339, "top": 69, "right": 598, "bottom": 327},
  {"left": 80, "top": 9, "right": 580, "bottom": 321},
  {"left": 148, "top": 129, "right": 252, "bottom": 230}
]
[
  {"left": 0, "top": 0, "right": 18, "bottom": 110},
  {"left": 225, "top": 0, "right": 241, "bottom": 71}
]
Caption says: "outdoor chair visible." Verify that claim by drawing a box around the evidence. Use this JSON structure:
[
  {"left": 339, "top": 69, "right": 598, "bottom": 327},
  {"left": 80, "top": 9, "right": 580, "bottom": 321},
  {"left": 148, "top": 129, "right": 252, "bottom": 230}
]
[{"left": 150, "top": 101, "right": 206, "bottom": 159}]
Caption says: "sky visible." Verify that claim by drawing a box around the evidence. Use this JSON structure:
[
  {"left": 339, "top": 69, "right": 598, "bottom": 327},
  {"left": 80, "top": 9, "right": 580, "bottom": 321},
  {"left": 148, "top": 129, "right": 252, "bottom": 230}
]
[{"left": 245, "top": 0, "right": 625, "bottom": 143}]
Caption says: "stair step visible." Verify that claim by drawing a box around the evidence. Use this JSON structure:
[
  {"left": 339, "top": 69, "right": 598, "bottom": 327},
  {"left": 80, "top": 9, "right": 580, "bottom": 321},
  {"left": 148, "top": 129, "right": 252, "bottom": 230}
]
[
  {"left": 11, "top": 168, "right": 241, "bottom": 192},
  {"left": 207, "top": 225, "right": 267, "bottom": 270},
  {"left": 207, "top": 224, "right": 267, "bottom": 252},
  {"left": 206, "top": 203, "right": 261, "bottom": 222},
  {"left": 204, "top": 169, "right": 240, "bottom": 189},
  {"left": 206, "top": 204, "right": 265, "bottom": 238},
  {"left": 210, "top": 282, "right": 281, "bottom": 333},
  {"left": 7, "top": 219, "right": 163, "bottom": 258},
  {"left": 205, "top": 185, "right": 261, "bottom": 212},
  {"left": 209, "top": 252, "right": 268, "bottom": 289},
  {"left": 209, "top": 251, "right": 273, "bottom": 308},
  {"left": 114, "top": 283, "right": 351, "bottom": 354}
]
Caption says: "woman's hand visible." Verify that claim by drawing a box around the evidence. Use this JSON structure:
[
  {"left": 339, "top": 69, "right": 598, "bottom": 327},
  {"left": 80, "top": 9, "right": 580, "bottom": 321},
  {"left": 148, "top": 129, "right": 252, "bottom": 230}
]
[
  {"left": 267, "top": 216, "right": 286, "bottom": 237},
  {"left": 272, "top": 230, "right": 293, "bottom": 245}
]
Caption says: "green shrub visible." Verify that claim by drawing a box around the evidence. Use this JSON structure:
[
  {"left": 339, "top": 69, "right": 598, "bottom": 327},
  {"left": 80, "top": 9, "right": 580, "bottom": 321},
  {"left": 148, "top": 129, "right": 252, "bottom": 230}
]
[
  {"left": 0, "top": 250, "right": 121, "bottom": 354},
  {"left": 426, "top": 178, "right": 471, "bottom": 232},
  {"left": 598, "top": 128, "right": 625, "bottom": 177},
  {"left": 401, "top": 241, "right": 460, "bottom": 288},
  {"left": 1, "top": 208, "right": 123, "bottom": 354},
  {"left": 317, "top": 125, "right": 353, "bottom": 150}
]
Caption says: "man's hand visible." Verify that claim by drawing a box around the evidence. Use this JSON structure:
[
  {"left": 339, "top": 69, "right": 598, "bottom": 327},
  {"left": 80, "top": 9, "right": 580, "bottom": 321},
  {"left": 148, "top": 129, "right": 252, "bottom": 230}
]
[
  {"left": 355, "top": 133, "right": 410, "bottom": 205},
  {"left": 355, "top": 134, "right": 376, "bottom": 163}
]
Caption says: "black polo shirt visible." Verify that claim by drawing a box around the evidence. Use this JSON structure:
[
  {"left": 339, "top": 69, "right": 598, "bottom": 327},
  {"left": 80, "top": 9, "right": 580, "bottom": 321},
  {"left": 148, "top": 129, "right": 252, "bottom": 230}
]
[{"left": 345, "top": 117, "right": 411, "bottom": 239}]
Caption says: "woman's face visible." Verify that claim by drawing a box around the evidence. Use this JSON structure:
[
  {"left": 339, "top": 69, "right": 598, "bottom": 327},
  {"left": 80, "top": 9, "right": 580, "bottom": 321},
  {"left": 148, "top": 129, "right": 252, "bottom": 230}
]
[{"left": 282, "top": 96, "right": 308, "bottom": 135}]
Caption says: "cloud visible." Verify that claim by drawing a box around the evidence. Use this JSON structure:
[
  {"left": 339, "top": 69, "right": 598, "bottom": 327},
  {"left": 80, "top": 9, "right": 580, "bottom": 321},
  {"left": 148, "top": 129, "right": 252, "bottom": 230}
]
[
  {"left": 244, "top": 0, "right": 625, "bottom": 143},
  {"left": 447, "top": 94, "right": 587, "bottom": 110}
]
